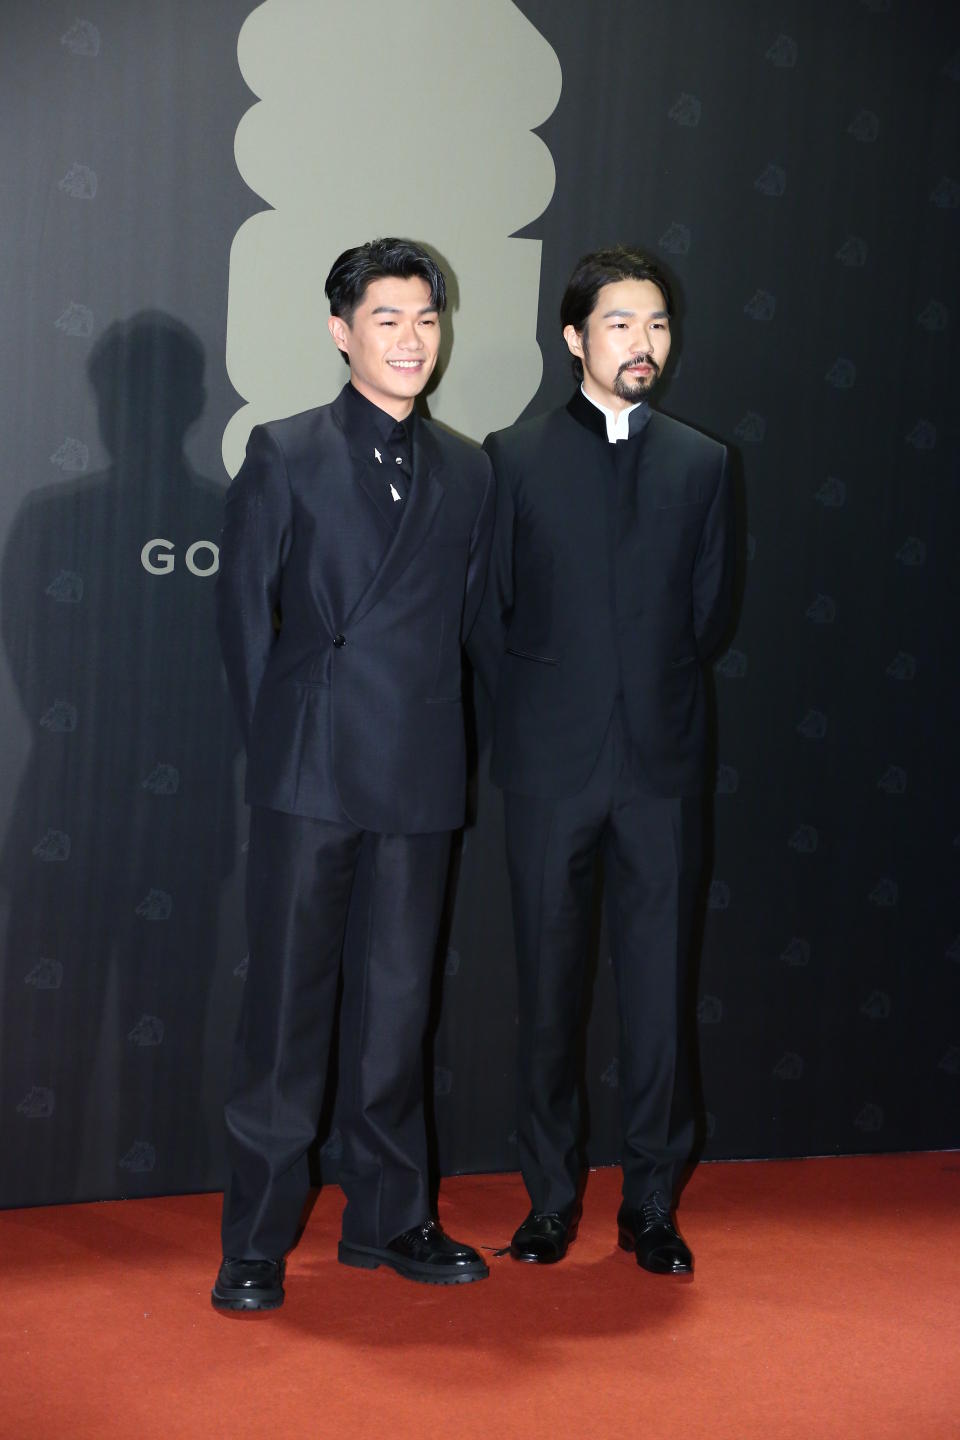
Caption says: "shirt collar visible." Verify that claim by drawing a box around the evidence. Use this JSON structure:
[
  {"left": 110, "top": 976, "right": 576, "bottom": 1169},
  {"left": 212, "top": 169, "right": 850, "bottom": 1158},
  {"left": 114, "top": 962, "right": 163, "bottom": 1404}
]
[
  {"left": 341, "top": 381, "right": 416, "bottom": 444},
  {"left": 579, "top": 384, "right": 646, "bottom": 443}
]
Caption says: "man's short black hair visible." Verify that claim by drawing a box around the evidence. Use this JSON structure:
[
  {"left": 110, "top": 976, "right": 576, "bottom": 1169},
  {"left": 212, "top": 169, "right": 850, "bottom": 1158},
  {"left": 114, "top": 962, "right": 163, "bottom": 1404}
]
[
  {"left": 560, "top": 246, "right": 673, "bottom": 381},
  {"left": 324, "top": 237, "right": 447, "bottom": 324}
]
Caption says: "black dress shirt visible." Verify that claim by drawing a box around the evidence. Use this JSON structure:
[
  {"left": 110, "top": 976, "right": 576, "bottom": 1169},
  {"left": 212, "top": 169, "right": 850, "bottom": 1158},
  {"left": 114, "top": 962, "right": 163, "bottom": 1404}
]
[{"left": 341, "top": 382, "right": 415, "bottom": 514}]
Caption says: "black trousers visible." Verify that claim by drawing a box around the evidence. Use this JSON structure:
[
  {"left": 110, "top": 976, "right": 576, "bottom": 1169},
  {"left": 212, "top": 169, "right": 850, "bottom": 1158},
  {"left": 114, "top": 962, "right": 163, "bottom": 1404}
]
[
  {"left": 220, "top": 806, "right": 451, "bottom": 1259},
  {"left": 504, "top": 707, "right": 702, "bottom": 1216}
]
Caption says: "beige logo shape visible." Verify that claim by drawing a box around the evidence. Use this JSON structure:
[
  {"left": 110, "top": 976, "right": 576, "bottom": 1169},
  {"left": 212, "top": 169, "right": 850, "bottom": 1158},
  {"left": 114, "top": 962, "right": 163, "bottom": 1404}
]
[{"left": 223, "top": 0, "right": 561, "bottom": 475}]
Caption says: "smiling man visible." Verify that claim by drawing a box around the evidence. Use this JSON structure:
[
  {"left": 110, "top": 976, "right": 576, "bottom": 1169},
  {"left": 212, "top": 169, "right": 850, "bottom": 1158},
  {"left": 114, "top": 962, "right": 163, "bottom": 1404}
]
[
  {"left": 470, "top": 247, "right": 734, "bottom": 1275},
  {"left": 212, "top": 239, "right": 494, "bottom": 1309}
]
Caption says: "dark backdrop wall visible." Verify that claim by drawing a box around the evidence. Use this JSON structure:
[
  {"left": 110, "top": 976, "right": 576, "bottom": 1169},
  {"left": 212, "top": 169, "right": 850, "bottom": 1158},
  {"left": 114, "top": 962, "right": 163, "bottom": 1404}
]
[{"left": 0, "top": 1, "right": 957, "bottom": 1208}]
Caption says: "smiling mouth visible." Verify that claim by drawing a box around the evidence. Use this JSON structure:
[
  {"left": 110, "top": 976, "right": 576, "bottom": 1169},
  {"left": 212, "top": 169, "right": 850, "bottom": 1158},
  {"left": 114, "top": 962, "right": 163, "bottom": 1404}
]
[{"left": 387, "top": 359, "right": 425, "bottom": 369}]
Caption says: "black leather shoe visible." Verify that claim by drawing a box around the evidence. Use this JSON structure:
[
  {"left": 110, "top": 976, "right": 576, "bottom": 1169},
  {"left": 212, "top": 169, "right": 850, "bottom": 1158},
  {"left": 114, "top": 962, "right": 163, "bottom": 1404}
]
[
  {"left": 618, "top": 1193, "right": 693, "bottom": 1275},
  {"left": 211, "top": 1256, "right": 285, "bottom": 1310},
  {"left": 510, "top": 1207, "right": 580, "bottom": 1263},
  {"left": 338, "top": 1219, "right": 489, "bottom": 1284}
]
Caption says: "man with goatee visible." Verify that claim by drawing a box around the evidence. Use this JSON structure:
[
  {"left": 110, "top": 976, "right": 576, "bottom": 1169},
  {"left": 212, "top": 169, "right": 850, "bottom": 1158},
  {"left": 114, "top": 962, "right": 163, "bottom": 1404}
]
[{"left": 471, "top": 246, "right": 734, "bottom": 1275}]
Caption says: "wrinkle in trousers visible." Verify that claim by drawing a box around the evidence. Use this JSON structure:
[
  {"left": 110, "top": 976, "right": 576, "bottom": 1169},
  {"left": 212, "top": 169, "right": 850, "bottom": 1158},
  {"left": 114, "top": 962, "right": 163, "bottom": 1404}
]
[
  {"left": 504, "top": 707, "right": 701, "bottom": 1215},
  {"left": 221, "top": 806, "right": 450, "bottom": 1259}
]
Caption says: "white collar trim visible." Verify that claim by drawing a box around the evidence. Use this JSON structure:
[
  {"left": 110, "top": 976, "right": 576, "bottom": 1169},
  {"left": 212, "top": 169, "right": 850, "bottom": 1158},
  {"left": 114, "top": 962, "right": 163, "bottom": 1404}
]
[{"left": 580, "top": 384, "right": 643, "bottom": 443}]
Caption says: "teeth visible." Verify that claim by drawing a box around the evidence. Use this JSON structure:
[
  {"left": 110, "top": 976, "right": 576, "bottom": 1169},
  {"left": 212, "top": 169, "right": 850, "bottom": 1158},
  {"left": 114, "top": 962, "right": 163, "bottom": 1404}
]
[{"left": 389, "top": 361, "right": 422, "bottom": 368}]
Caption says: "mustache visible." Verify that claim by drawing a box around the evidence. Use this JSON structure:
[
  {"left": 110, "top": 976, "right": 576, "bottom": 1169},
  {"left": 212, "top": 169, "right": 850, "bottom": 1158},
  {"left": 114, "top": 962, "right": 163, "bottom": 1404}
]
[{"left": 617, "top": 354, "right": 659, "bottom": 378}]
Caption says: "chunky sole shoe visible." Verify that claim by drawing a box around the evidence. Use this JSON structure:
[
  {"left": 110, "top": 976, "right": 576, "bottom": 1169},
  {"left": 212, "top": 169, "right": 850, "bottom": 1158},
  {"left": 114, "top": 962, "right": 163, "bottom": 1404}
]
[
  {"left": 211, "top": 1258, "right": 285, "bottom": 1311},
  {"left": 337, "top": 1239, "right": 489, "bottom": 1285}
]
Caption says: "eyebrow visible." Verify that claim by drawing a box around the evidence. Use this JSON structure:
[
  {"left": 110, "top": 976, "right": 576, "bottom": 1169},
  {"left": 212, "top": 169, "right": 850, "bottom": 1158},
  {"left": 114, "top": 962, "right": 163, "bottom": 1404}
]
[
  {"left": 601, "top": 308, "right": 669, "bottom": 319},
  {"left": 370, "top": 304, "right": 439, "bottom": 315}
]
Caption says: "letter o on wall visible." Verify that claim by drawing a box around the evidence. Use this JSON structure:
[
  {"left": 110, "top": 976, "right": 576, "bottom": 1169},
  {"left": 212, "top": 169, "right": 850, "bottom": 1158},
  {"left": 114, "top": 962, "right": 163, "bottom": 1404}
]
[{"left": 185, "top": 541, "right": 220, "bottom": 576}]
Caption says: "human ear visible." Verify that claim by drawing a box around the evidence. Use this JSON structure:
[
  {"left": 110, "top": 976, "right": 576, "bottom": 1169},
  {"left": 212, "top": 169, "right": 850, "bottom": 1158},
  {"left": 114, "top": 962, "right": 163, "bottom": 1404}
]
[
  {"left": 327, "top": 314, "right": 350, "bottom": 356},
  {"left": 562, "top": 323, "right": 584, "bottom": 359}
]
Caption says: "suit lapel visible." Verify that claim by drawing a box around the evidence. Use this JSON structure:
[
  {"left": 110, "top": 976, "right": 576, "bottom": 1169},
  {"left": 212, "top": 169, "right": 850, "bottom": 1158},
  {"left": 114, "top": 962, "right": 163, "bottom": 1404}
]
[
  {"left": 330, "top": 389, "right": 397, "bottom": 534},
  {"left": 344, "top": 415, "right": 445, "bottom": 628}
]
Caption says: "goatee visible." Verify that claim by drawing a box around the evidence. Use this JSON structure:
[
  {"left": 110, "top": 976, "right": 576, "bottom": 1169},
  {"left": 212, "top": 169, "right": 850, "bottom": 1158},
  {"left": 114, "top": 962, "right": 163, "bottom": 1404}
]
[{"left": 613, "top": 357, "right": 661, "bottom": 403}]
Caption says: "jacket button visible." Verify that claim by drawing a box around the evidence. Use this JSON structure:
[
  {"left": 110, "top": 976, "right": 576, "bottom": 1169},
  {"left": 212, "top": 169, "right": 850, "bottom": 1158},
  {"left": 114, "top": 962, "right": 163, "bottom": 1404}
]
[{"left": 333, "top": 633, "right": 346, "bottom": 648}]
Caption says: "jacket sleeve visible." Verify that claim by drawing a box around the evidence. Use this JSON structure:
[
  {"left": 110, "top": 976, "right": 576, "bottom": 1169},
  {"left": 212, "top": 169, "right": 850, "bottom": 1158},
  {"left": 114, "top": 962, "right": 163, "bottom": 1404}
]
[
  {"left": 693, "top": 447, "right": 735, "bottom": 661},
  {"left": 460, "top": 448, "right": 496, "bottom": 644},
  {"left": 215, "top": 424, "right": 292, "bottom": 746},
  {"left": 466, "top": 433, "right": 515, "bottom": 702}
]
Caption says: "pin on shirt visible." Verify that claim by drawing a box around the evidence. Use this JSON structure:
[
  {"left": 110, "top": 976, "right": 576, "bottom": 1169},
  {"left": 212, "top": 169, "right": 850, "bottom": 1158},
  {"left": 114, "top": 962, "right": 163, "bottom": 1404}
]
[
  {"left": 374, "top": 448, "right": 382, "bottom": 463},
  {"left": 390, "top": 483, "right": 402, "bottom": 503}
]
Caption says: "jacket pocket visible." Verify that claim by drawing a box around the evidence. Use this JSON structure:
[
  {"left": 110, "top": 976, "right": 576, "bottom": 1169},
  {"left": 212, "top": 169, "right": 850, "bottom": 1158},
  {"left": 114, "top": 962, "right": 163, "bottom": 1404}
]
[{"left": 506, "top": 646, "right": 560, "bottom": 666}]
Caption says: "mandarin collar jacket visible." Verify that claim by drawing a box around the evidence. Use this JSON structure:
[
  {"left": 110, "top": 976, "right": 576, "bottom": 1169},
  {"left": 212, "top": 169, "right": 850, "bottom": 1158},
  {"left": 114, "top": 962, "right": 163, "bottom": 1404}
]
[{"left": 469, "top": 392, "right": 734, "bottom": 800}]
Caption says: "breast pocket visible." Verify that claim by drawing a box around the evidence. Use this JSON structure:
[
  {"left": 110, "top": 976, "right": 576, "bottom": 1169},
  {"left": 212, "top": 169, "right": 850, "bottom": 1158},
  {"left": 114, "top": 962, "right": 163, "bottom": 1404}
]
[{"left": 505, "top": 646, "right": 560, "bottom": 666}]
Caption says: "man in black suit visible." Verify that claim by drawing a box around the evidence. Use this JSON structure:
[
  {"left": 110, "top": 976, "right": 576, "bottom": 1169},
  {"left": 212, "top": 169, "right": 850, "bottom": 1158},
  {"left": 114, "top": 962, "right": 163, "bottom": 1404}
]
[
  {"left": 212, "top": 239, "right": 494, "bottom": 1309},
  {"left": 470, "top": 247, "right": 733, "bottom": 1274}
]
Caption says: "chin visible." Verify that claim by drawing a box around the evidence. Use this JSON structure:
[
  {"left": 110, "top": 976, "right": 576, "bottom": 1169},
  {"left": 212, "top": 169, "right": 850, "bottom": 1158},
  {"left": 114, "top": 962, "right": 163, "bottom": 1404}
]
[
  {"left": 617, "top": 379, "right": 658, "bottom": 403},
  {"left": 387, "top": 368, "right": 428, "bottom": 387}
]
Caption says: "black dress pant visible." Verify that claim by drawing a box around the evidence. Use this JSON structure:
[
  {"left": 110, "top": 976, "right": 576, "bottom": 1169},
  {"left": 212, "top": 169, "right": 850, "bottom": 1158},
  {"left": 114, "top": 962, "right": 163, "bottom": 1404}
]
[
  {"left": 504, "top": 706, "right": 702, "bottom": 1216},
  {"left": 221, "top": 806, "right": 451, "bottom": 1259}
]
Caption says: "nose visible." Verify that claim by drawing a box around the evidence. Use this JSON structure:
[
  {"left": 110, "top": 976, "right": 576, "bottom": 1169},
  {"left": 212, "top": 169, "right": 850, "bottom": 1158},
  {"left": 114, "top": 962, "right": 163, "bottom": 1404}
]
[{"left": 398, "top": 320, "right": 424, "bottom": 350}]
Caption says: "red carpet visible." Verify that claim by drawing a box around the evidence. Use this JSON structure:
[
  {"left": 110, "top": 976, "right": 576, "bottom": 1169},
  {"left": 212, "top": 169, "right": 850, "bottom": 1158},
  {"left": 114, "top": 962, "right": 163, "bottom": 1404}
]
[{"left": 1, "top": 1154, "right": 958, "bottom": 1440}]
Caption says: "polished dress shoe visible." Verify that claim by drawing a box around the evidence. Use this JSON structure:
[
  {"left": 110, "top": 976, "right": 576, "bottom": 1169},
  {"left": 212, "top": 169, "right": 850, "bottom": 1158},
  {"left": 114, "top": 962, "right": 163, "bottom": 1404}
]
[
  {"left": 211, "top": 1256, "right": 285, "bottom": 1311},
  {"left": 510, "top": 1207, "right": 580, "bottom": 1263},
  {"left": 338, "top": 1219, "right": 489, "bottom": 1284},
  {"left": 617, "top": 1192, "right": 693, "bottom": 1275}
]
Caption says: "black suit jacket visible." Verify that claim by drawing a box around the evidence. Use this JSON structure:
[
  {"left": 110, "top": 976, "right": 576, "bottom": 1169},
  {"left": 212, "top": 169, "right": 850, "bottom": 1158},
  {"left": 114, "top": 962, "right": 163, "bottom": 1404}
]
[
  {"left": 470, "top": 390, "right": 734, "bottom": 799},
  {"left": 217, "top": 385, "right": 494, "bottom": 833}
]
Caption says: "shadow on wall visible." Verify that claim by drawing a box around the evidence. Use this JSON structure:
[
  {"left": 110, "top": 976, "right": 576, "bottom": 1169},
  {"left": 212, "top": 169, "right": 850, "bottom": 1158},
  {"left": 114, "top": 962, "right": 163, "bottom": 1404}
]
[{"left": 0, "top": 312, "right": 239, "bottom": 1207}]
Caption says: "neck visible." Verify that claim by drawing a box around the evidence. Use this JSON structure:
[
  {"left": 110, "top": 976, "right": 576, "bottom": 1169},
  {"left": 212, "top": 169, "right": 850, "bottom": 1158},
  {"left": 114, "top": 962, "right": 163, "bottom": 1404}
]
[
  {"left": 348, "top": 376, "right": 414, "bottom": 422},
  {"left": 581, "top": 375, "right": 632, "bottom": 415}
]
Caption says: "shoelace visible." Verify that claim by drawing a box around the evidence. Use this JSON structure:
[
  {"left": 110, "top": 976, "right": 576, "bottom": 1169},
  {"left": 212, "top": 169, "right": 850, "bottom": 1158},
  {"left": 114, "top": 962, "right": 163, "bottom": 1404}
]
[{"left": 640, "top": 1193, "right": 671, "bottom": 1227}]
